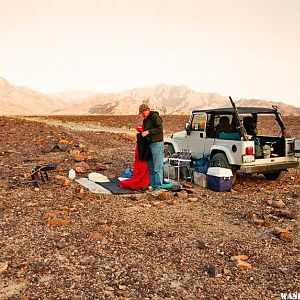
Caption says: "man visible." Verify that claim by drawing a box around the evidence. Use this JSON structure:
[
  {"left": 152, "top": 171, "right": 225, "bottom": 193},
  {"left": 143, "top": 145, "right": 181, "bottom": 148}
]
[{"left": 139, "top": 104, "right": 164, "bottom": 188}]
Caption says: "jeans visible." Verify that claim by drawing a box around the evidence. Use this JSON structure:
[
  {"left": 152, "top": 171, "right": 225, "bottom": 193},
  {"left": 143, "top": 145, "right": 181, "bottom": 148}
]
[{"left": 148, "top": 141, "right": 164, "bottom": 188}]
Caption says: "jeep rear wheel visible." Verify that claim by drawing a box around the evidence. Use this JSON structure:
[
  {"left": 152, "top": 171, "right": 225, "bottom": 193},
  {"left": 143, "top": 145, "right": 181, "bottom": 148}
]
[
  {"left": 264, "top": 170, "right": 286, "bottom": 181},
  {"left": 164, "top": 144, "right": 175, "bottom": 158},
  {"left": 211, "top": 153, "right": 237, "bottom": 183}
]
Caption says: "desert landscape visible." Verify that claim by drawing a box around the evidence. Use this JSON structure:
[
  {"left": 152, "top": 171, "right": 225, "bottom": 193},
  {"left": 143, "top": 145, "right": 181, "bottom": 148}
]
[
  {"left": 1, "top": 0, "right": 300, "bottom": 297},
  {"left": 1, "top": 76, "right": 300, "bottom": 116},
  {"left": 0, "top": 115, "right": 299, "bottom": 299}
]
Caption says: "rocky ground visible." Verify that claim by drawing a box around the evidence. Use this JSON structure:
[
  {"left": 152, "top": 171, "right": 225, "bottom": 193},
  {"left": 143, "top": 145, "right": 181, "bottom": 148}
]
[{"left": 0, "top": 116, "right": 300, "bottom": 300}]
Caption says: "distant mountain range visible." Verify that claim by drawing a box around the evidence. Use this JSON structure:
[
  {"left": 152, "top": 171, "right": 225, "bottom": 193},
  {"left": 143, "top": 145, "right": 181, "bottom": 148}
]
[{"left": 1, "top": 76, "right": 299, "bottom": 115}]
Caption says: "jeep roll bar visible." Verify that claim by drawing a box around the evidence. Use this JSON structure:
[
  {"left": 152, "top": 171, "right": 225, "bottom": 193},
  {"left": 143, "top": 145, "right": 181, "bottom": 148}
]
[{"left": 229, "top": 96, "right": 249, "bottom": 141}]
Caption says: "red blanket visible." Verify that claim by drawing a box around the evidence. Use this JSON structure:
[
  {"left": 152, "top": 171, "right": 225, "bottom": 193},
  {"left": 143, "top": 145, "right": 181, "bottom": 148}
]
[{"left": 119, "top": 146, "right": 150, "bottom": 190}]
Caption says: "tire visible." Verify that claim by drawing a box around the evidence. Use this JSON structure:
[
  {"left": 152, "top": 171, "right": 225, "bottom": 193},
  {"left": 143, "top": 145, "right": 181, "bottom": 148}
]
[
  {"left": 211, "top": 152, "right": 237, "bottom": 183},
  {"left": 264, "top": 170, "right": 286, "bottom": 181},
  {"left": 164, "top": 144, "right": 175, "bottom": 158}
]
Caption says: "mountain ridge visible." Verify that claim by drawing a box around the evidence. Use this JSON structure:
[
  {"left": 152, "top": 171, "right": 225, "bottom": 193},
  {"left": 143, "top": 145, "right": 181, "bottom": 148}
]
[{"left": 0, "top": 76, "right": 299, "bottom": 115}]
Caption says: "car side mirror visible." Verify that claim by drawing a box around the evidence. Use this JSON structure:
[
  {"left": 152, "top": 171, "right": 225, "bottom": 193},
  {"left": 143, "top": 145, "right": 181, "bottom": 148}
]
[{"left": 185, "top": 122, "right": 191, "bottom": 135}]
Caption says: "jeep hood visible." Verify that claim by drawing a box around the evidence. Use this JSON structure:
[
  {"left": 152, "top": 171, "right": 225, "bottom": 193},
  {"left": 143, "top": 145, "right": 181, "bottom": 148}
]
[{"left": 171, "top": 130, "right": 187, "bottom": 139}]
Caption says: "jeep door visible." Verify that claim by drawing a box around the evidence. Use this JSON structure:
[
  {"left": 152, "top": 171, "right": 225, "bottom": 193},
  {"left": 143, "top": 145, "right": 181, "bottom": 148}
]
[{"left": 186, "top": 113, "right": 206, "bottom": 153}]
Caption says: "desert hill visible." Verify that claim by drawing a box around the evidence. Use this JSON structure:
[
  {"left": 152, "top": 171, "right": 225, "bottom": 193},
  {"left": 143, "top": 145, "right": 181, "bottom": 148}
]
[
  {"left": 0, "top": 77, "right": 66, "bottom": 115},
  {"left": 0, "top": 76, "right": 299, "bottom": 115}
]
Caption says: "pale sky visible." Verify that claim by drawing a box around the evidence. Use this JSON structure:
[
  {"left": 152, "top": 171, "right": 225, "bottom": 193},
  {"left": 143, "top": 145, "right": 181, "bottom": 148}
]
[{"left": 0, "top": 0, "right": 300, "bottom": 107}]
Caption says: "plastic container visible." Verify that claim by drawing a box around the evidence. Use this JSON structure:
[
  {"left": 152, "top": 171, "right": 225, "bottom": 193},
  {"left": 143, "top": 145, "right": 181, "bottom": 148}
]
[
  {"left": 68, "top": 169, "right": 76, "bottom": 179},
  {"left": 194, "top": 172, "right": 207, "bottom": 187},
  {"left": 193, "top": 171, "right": 207, "bottom": 188},
  {"left": 206, "top": 167, "right": 233, "bottom": 191}
]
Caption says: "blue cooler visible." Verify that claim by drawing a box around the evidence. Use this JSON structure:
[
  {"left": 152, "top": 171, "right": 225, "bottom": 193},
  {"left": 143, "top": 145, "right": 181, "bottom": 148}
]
[{"left": 206, "top": 167, "right": 233, "bottom": 191}]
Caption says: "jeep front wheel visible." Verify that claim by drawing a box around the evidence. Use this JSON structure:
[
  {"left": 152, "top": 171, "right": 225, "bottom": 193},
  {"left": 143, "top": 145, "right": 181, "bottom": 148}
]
[
  {"left": 164, "top": 144, "right": 175, "bottom": 158},
  {"left": 211, "top": 153, "right": 236, "bottom": 182}
]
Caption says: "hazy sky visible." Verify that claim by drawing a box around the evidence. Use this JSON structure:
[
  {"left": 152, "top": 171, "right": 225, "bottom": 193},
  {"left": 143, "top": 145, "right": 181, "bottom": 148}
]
[{"left": 1, "top": 0, "right": 300, "bottom": 106}]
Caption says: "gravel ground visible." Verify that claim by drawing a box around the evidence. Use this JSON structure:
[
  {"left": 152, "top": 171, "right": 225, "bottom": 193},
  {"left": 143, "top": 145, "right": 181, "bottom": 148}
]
[{"left": 0, "top": 116, "right": 299, "bottom": 300}]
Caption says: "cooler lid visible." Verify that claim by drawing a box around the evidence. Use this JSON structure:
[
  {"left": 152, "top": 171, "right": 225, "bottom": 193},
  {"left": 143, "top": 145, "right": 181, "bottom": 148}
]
[{"left": 207, "top": 167, "right": 233, "bottom": 177}]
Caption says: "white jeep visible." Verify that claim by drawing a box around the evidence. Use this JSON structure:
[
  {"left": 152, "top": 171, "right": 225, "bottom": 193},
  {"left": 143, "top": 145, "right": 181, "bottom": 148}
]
[{"left": 164, "top": 107, "right": 299, "bottom": 180}]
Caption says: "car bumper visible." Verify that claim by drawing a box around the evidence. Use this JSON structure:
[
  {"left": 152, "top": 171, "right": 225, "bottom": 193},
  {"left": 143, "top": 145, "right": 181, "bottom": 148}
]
[{"left": 240, "top": 161, "right": 299, "bottom": 173}]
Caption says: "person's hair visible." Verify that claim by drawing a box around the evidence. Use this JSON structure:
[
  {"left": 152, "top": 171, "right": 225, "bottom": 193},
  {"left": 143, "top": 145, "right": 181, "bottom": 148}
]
[
  {"left": 243, "top": 116, "right": 257, "bottom": 135},
  {"left": 219, "top": 116, "right": 230, "bottom": 125},
  {"left": 139, "top": 104, "right": 150, "bottom": 114}
]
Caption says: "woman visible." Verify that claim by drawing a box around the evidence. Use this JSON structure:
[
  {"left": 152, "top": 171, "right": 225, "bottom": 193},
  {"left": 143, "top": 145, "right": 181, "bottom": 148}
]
[{"left": 119, "top": 125, "right": 151, "bottom": 190}]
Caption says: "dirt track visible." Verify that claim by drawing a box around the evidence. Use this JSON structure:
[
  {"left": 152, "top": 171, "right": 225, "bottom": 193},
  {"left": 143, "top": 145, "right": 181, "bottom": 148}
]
[{"left": 0, "top": 116, "right": 299, "bottom": 299}]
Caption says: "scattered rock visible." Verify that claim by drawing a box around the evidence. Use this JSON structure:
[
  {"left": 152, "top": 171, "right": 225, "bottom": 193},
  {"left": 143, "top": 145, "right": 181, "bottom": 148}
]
[
  {"left": 32, "top": 262, "right": 47, "bottom": 274},
  {"left": 279, "top": 232, "right": 294, "bottom": 242},
  {"left": 69, "top": 149, "right": 81, "bottom": 156},
  {"left": 43, "top": 212, "right": 57, "bottom": 219},
  {"left": 76, "top": 187, "right": 85, "bottom": 199},
  {"left": 176, "top": 190, "right": 188, "bottom": 199},
  {"left": 153, "top": 201, "right": 164, "bottom": 208},
  {"left": 165, "top": 199, "right": 175, "bottom": 205},
  {"left": 59, "top": 139, "right": 71, "bottom": 145},
  {"left": 40, "top": 146, "right": 52, "bottom": 153},
  {"left": 75, "top": 167, "right": 84, "bottom": 173},
  {"left": 98, "top": 219, "right": 108, "bottom": 225},
  {"left": 130, "top": 195, "right": 141, "bottom": 201},
  {"left": 157, "top": 191, "right": 173, "bottom": 201},
  {"left": 73, "top": 161, "right": 91, "bottom": 173},
  {"left": 236, "top": 260, "right": 252, "bottom": 270},
  {"left": 195, "top": 240, "right": 207, "bottom": 249},
  {"left": 231, "top": 255, "right": 249, "bottom": 261},
  {"left": 293, "top": 188, "right": 300, "bottom": 198},
  {"left": 89, "top": 232, "right": 105, "bottom": 240},
  {"left": 272, "top": 199, "right": 285, "bottom": 208},
  {"left": 188, "top": 197, "right": 198, "bottom": 202},
  {"left": 48, "top": 218, "right": 70, "bottom": 227},
  {"left": 0, "top": 261, "right": 8, "bottom": 273},
  {"left": 96, "top": 162, "right": 109, "bottom": 171},
  {"left": 273, "top": 225, "right": 293, "bottom": 235},
  {"left": 253, "top": 216, "right": 271, "bottom": 227},
  {"left": 223, "top": 267, "right": 231, "bottom": 275},
  {"left": 99, "top": 225, "right": 113, "bottom": 234},
  {"left": 55, "top": 242, "right": 67, "bottom": 249},
  {"left": 51, "top": 143, "right": 67, "bottom": 152},
  {"left": 207, "top": 265, "right": 217, "bottom": 277},
  {"left": 273, "top": 225, "right": 294, "bottom": 242},
  {"left": 271, "top": 209, "right": 296, "bottom": 219},
  {"left": 74, "top": 153, "right": 86, "bottom": 162},
  {"left": 63, "top": 178, "right": 73, "bottom": 186},
  {"left": 104, "top": 159, "right": 113, "bottom": 164},
  {"left": 118, "top": 133, "right": 136, "bottom": 141},
  {"left": 265, "top": 199, "right": 273, "bottom": 205}
]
